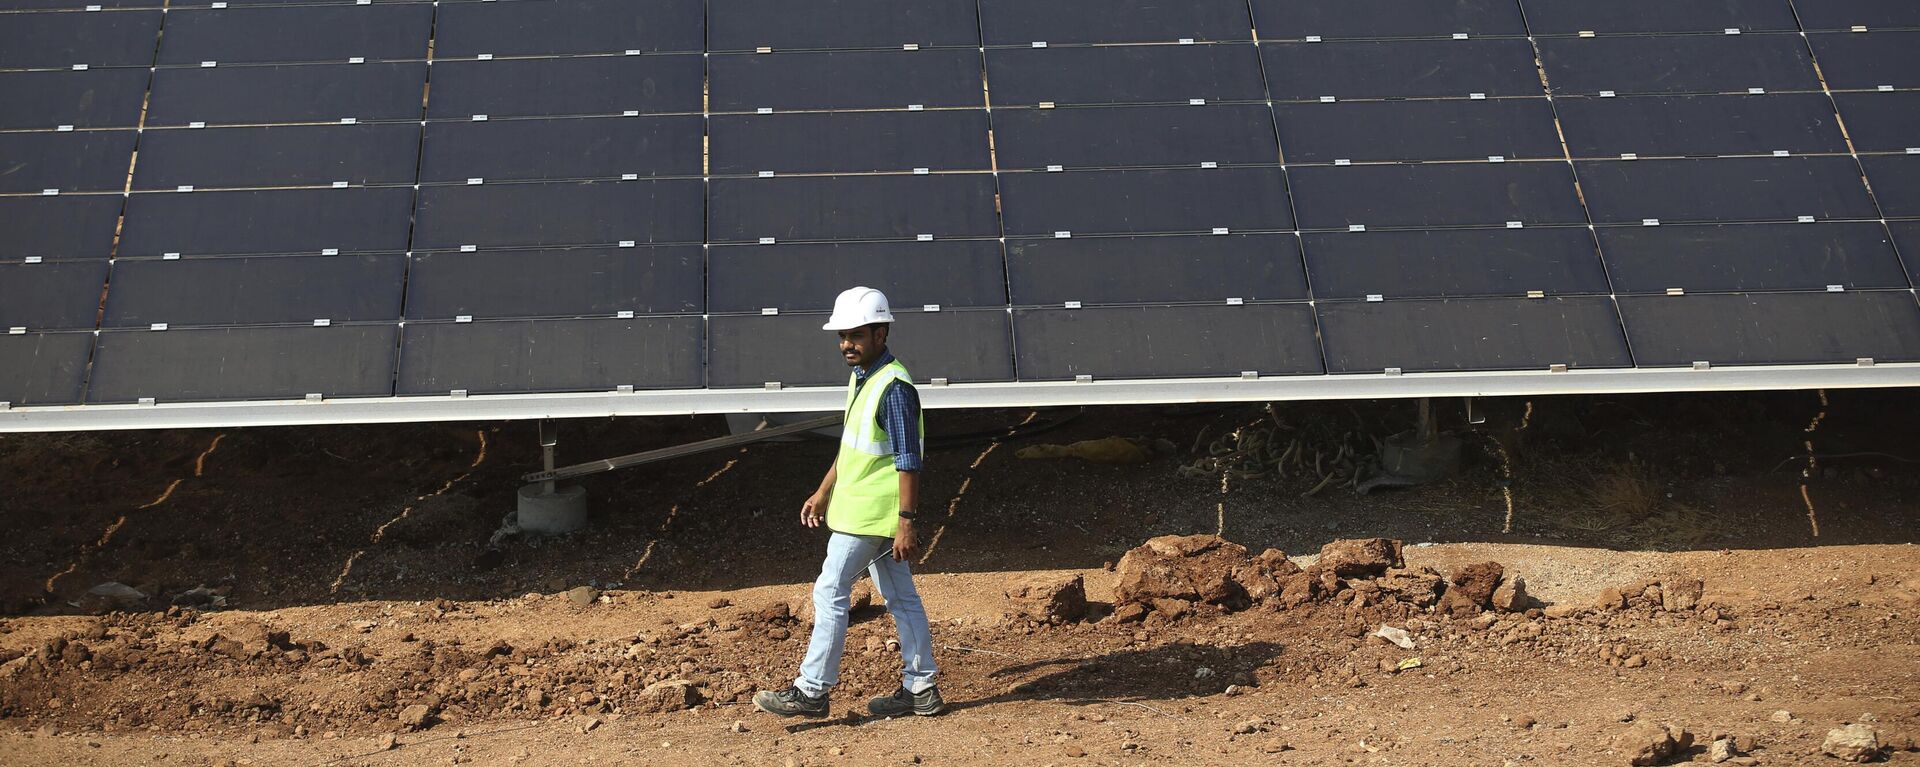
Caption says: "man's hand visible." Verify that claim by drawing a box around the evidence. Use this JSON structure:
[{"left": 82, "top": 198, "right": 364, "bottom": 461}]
[
  {"left": 892, "top": 518, "right": 920, "bottom": 562},
  {"left": 800, "top": 492, "right": 826, "bottom": 528}
]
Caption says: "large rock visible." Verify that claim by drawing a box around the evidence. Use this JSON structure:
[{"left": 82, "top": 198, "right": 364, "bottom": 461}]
[
  {"left": 1438, "top": 562, "right": 1504, "bottom": 617},
  {"left": 633, "top": 679, "right": 701, "bottom": 713},
  {"left": 1005, "top": 574, "right": 1089, "bottom": 624},
  {"left": 398, "top": 703, "right": 437, "bottom": 732},
  {"left": 1492, "top": 576, "right": 1530, "bottom": 612},
  {"left": 1612, "top": 722, "right": 1677, "bottom": 766},
  {"left": 1660, "top": 578, "right": 1703, "bottom": 612},
  {"left": 1822, "top": 724, "right": 1881, "bottom": 763},
  {"left": 1378, "top": 567, "right": 1445, "bottom": 608},
  {"left": 1316, "top": 539, "right": 1404, "bottom": 578},
  {"left": 1114, "top": 535, "right": 1252, "bottom": 608}
]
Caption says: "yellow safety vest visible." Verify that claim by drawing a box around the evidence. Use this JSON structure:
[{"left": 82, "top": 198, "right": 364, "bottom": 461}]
[{"left": 829, "top": 359, "right": 922, "bottom": 537}]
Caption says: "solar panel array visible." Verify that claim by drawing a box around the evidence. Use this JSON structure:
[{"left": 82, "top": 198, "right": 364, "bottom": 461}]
[{"left": 3, "top": 0, "right": 1920, "bottom": 413}]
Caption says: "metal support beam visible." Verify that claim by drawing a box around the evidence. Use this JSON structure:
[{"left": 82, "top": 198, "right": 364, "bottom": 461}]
[{"left": 523, "top": 414, "right": 843, "bottom": 483}]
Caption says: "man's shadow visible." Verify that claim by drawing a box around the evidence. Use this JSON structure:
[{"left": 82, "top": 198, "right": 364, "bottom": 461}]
[{"left": 786, "top": 639, "right": 1286, "bottom": 731}]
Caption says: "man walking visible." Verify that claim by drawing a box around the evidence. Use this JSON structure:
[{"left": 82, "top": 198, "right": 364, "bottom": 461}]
[{"left": 753, "top": 287, "right": 945, "bottom": 718}]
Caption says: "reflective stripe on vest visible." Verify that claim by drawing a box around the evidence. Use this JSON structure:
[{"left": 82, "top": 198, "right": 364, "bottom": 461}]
[{"left": 829, "top": 359, "right": 921, "bottom": 537}]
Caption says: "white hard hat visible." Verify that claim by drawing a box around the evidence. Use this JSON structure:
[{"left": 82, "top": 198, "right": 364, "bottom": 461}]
[{"left": 821, "top": 286, "right": 895, "bottom": 331}]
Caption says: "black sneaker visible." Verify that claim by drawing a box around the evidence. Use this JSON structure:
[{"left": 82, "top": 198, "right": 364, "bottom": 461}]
[
  {"left": 752, "top": 686, "right": 829, "bottom": 718},
  {"left": 867, "top": 686, "right": 946, "bottom": 717}
]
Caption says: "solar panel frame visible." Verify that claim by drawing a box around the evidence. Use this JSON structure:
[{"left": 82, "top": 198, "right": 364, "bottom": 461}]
[
  {"left": 1804, "top": 31, "right": 1920, "bottom": 90},
  {"left": 708, "top": 309, "right": 1015, "bottom": 388},
  {"left": 707, "top": 173, "right": 1001, "bottom": 243},
  {"left": 1792, "top": 0, "right": 1920, "bottom": 32},
  {"left": 1538, "top": 34, "right": 1819, "bottom": 95},
  {"left": 707, "top": 110, "right": 992, "bottom": 175},
  {"left": 1553, "top": 93, "right": 1847, "bottom": 158},
  {"left": 1317, "top": 297, "right": 1633, "bottom": 373},
  {"left": 412, "top": 179, "right": 706, "bottom": 250},
  {"left": 1887, "top": 221, "right": 1920, "bottom": 286},
  {"left": 1519, "top": 0, "right": 1799, "bottom": 35},
  {"left": 991, "top": 103, "right": 1278, "bottom": 170},
  {"left": 985, "top": 44, "right": 1267, "bottom": 107},
  {"left": 397, "top": 316, "right": 705, "bottom": 395},
  {"left": 1858, "top": 154, "right": 1920, "bottom": 218},
  {"left": 153, "top": 4, "right": 432, "bottom": 66},
  {"left": 0, "top": 260, "right": 108, "bottom": 331},
  {"left": 1251, "top": 0, "right": 1527, "bottom": 40},
  {"left": 710, "top": 48, "right": 985, "bottom": 112},
  {"left": 425, "top": 55, "right": 703, "bottom": 120},
  {"left": 0, "top": 68, "right": 149, "bottom": 130},
  {"left": 86, "top": 324, "right": 401, "bottom": 403},
  {"left": 1259, "top": 38, "right": 1543, "bottom": 100},
  {"left": 1012, "top": 303, "right": 1323, "bottom": 379},
  {"left": 403, "top": 246, "right": 706, "bottom": 320},
  {"left": 132, "top": 122, "right": 423, "bottom": 190},
  {"left": 0, "top": 129, "right": 137, "bottom": 194},
  {"left": 431, "top": 0, "right": 705, "bottom": 58},
  {"left": 1006, "top": 233, "right": 1309, "bottom": 306},
  {"left": 0, "top": 9, "right": 162, "bottom": 69},
  {"left": 1287, "top": 162, "right": 1586, "bottom": 229},
  {"left": 978, "top": 0, "right": 1254, "bottom": 46},
  {"left": 710, "top": 0, "right": 981, "bottom": 51},
  {"left": 1272, "top": 98, "right": 1563, "bottom": 163},
  {"left": 707, "top": 240, "right": 1008, "bottom": 313},
  {"left": 1596, "top": 222, "right": 1910, "bottom": 294},
  {"left": 146, "top": 61, "right": 429, "bottom": 126},
  {"left": 0, "top": 194, "right": 123, "bottom": 261},
  {"left": 1831, "top": 91, "right": 1920, "bottom": 153},
  {"left": 1302, "top": 227, "right": 1610, "bottom": 299},
  {"left": 0, "top": 331, "right": 92, "bottom": 407},
  {"left": 419, "top": 114, "right": 703, "bottom": 183},
  {"left": 1618, "top": 290, "right": 1920, "bottom": 366},
  {"left": 999, "top": 167, "right": 1294, "bottom": 236},
  {"left": 102, "top": 254, "right": 407, "bottom": 328},
  {"left": 1575, "top": 156, "right": 1880, "bottom": 224},
  {"left": 119, "top": 186, "right": 417, "bottom": 257}
]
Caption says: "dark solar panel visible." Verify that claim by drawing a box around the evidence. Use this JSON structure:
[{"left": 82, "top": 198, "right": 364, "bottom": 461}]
[
  {"left": 1288, "top": 162, "right": 1584, "bottom": 229},
  {"left": 154, "top": 4, "right": 431, "bottom": 65},
  {"left": 999, "top": 167, "right": 1293, "bottom": 236},
  {"left": 1618, "top": 291, "right": 1920, "bottom": 366},
  {"left": 397, "top": 317, "right": 704, "bottom": 395},
  {"left": 1554, "top": 93, "right": 1846, "bottom": 158},
  {"left": 413, "top": 180, "right": 705, "bottom": 250},
  {"left": 1318, "top": 297, "right": 1632, "bottom": 372},
  {"left": 87, "top": 324, "right": 399, "bottom": 403},
  {"left": 985, "top": 44, "right": 1266, "bottom": 106},
  {"left": 1006, "top": 233, "right": 1308, "bottom": 305},
  {"left": 1273, "top": 98, "right": 1562, "bottom": 163},
  {"left": 708, "top": 174, "right": 1000, "bottom": 242},
  {"left": 0, "top": 68, "right": 149, "bottom": 130},
  {"left": 147, "top": 61, "right": 428, "bottom": 126},
  {"left": 711, "top": 0, "right": 980, "bottom": 51},
  {"left": 102, "top": 255, "right": 406, "bottom": 327},
  {"left": 1793, "top": 0, "right": 1920, "bottom": 31},
  {"left": 1519, "top": 0, "right": 1798, "bottom": 35},
  {"left": 708, "top": 110, "right": 991, "bottom": 175},
  {"left": 0, "top": 130, "right": 136, "bottom": 193},
  {"left": 1538, "top": 34, "right": 1819, "bottom": 95},
  {"left": 426, "top": 55, "right": 702, "bottom": 119},
  {"left": 1575, "top": 156, "right": 1879, "bottom": 224},
  {"left": 1806, "top": 32, "right": 1920, "bottom": 90},
  {"left": 0, "top": 260, "right": 107, "bottom": 331},
  {"left": 420, "top": 115, "right": 701, "bottom": 183},
  {"left": 1302, "top": 227, "right": 1608, "bottom": 299},
  {"left": 708, "top": 310, "right": 1013, "bottom": 387},
  {"left": 1260, "top": 39, "right": 1541, "bottom": 100},
  {"left": 710, "top": 48, "right": 984, "bottom": 112},
  {"left": 979, "top": 0, "right": 1253, "bottom": 45},
  {"left": 0, "top": 194, "right": 122, "bottom": 260},
  {"left": 1013, "top": 304, "right": 1322, "bottom": 379},
  {"left": 432, "top": 0, "right": 704, "bottom": 57},
  {"left": 404, "top": 246, "right": 705, "bottom": 320},
  {"left": 708, "top": 240, "right": 1007, "bottom": 313},
  {"left": 1888, "top": 222, "right": 1920, "bottom": 285},
  {"left": 0, "top": 332, "right": 91, "bottom": 406},
  {"left": 133, "top": 123, "right": 422, "bottom": 190},
  {"left": 1859, "top": 154, "right": 1920, "bottom": 218},
  {"left": 992, "top": 104, "right": 1277, "bottom": 170},
  {"left": 120, "top": 187, "right": 416, "bottom": 257},
  {"left": 1251, "top": 0, "right": 1526, "bottom": 39},
  {"left": 0, "top": 9, "right": 161, "bottom": 69},
  {"left": 1832, "top": 91, "right": 1920, "bottom": 152},
  {"left": 0, "top": 0, "right": 150, "bottom": 8},
  {"left": 1596, "top": 222, "right": 1908, "bottom": 293}
]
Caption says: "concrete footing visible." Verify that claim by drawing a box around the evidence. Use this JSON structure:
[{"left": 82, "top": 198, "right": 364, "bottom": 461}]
[{"left": 517, "top": 484, "right": 588, "bottom": 534}]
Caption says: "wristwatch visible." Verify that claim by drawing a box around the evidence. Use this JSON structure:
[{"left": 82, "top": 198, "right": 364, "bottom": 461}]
[{"left": 897, "top": 509, "right": 919, "bottom": 521}]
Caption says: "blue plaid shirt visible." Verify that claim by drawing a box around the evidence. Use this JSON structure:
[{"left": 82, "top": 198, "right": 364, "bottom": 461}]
[{"left": 852, "top": 350, "right": 923, "bottom": 472}]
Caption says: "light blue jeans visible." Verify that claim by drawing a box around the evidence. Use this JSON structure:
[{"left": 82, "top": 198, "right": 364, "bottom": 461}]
[{"left": 794, "top": 532, "right": 937, "bottom": 697}]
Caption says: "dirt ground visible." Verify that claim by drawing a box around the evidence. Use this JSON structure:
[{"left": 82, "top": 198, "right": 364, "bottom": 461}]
[{"left": 1, "top": 390, "right": 1917, "bottom": 766}]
